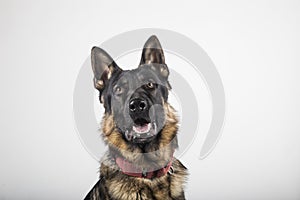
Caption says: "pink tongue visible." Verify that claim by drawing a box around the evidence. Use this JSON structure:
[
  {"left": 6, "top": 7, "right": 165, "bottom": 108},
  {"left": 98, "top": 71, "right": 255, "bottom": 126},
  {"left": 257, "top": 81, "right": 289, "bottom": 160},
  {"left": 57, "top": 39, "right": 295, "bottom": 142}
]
[{"left": 135, "top": 124, "right": 149, "bottom": 132}]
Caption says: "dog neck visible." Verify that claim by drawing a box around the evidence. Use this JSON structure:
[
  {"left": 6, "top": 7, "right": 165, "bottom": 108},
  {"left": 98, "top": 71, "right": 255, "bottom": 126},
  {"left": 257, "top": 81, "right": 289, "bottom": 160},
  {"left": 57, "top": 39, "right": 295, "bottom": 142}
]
[
  {"left": 114, "top": 152, "right": 174, "bottom": 179},
  {"left": 108, "top": 136, "right": 177, "bottom": 169}
]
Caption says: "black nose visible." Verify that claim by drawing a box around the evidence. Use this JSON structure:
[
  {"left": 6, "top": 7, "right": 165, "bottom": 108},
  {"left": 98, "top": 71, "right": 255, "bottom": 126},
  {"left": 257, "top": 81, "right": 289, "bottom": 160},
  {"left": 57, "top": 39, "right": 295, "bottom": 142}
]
[{"left": 129, "top": 98, "right": 147, "bottom": 113}]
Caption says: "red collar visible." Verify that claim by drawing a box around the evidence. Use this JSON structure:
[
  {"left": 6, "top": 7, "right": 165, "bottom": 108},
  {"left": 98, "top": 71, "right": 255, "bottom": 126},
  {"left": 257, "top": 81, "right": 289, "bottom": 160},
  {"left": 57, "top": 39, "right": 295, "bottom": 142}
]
[{"left": 115, "top": 156, "right": 174, "bottom": 179}]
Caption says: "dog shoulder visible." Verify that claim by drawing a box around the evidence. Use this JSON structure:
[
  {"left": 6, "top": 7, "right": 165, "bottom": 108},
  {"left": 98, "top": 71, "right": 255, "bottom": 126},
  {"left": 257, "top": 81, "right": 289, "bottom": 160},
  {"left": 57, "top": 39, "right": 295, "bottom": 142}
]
[
  {"left": 169, "top": 158, "right": 188, "bottom": 199},
  {"left": 84, "top": 177, "right": 110, "bottom": 200}
]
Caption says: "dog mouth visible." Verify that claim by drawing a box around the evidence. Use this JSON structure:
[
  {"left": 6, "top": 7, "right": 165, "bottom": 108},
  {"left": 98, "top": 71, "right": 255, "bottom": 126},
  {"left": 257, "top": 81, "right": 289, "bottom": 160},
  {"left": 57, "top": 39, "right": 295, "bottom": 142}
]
[{"left": 124, "top": 120, "right": 157, "bottom": 143}]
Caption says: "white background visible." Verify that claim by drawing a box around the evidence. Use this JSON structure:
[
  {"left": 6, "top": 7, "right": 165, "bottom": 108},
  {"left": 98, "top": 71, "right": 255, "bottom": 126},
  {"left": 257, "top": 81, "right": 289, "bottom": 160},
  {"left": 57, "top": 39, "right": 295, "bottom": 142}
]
[{"left": 1, "top": 0, "right": 300, "bottom": 199}]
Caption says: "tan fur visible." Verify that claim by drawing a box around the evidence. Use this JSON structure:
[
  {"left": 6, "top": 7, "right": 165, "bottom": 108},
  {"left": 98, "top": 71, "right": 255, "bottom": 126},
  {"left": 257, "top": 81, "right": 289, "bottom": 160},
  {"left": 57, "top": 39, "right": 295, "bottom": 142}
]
[
  {"left": 100, "top": 154, "right": 187, "bottom": 200},
  {"left": 90, "top": 102, "right": 188, "bottom": 199},
  {"left": 100, "top": 103, "right": 179, "bottom": 168}
]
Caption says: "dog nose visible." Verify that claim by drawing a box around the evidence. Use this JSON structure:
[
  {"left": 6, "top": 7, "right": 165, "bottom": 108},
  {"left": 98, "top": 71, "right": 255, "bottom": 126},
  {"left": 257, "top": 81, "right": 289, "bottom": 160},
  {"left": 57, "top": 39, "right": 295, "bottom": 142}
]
[{"left": 129, "top": 98, "right": 147, "bottom": 113}]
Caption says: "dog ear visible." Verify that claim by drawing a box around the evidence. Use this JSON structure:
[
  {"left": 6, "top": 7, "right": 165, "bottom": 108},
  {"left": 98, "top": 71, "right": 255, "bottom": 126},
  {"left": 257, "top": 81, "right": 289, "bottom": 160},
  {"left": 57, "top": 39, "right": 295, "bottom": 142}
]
[
  {"left": 140, "top": 35, "right": 166, "bottom": 65},
  {"left": 140, "top": 36, "right": 171, "bottom": 89},
  {"left": 91, "top": 47, "right": 122, "bottom": 91}
]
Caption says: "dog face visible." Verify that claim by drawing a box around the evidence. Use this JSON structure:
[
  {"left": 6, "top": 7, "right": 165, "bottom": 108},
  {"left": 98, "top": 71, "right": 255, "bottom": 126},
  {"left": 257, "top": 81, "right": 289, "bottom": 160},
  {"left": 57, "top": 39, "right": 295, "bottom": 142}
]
[{"left": 92, "top": 36, "right": 173, "bottom": 145}]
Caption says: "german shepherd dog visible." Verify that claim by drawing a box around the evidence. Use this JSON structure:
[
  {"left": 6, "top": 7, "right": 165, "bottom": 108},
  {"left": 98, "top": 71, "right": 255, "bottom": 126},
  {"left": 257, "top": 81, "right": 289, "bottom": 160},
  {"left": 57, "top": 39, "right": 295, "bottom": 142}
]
[{"left": 85, "top": 36, "right": 188, "bottom": 199}]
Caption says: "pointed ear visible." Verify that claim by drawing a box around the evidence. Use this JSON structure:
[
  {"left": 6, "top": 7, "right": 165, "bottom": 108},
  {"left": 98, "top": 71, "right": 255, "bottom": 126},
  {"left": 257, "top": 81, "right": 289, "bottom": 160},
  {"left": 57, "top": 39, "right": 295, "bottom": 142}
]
[
  {"left": 91, "top": 47, "right": 122, "bottom": 91},
  {"left": 140, "top": 35, "right": 165, "bottom": 65},
  {"left": 139, "top": 36, "right": 170, "bottom": 90}
]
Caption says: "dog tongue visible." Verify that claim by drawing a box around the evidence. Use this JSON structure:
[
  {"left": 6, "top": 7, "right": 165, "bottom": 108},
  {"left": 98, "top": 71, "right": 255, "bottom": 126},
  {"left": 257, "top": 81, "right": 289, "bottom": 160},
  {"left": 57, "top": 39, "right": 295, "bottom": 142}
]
[{"left": 134, "top": 123, "right": 150, "bottom": 133}]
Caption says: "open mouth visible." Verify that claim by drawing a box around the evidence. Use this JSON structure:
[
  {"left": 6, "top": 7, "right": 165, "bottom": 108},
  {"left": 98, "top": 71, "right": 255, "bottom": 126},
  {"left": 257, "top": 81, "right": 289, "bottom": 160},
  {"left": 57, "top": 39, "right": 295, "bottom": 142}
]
[{"left": 125, "top": 120, "right": 157, "bottom": 143}]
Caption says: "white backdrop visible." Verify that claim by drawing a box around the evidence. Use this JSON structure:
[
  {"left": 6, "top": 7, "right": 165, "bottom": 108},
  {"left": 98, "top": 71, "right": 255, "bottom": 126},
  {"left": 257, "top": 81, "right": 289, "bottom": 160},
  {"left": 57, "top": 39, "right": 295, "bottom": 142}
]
[{"left": 1, "top": 0, "right": 300, "bottom": 199}]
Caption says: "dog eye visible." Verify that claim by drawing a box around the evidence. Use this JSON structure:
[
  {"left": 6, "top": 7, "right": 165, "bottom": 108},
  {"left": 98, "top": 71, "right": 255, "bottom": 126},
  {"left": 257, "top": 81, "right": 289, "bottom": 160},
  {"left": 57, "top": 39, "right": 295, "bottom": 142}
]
[
  {"left": 114, "top": 86, "right": 123, "bottom": 95},
  {"left": 146, "top": 82, "right": 155, "bottom": 89}
]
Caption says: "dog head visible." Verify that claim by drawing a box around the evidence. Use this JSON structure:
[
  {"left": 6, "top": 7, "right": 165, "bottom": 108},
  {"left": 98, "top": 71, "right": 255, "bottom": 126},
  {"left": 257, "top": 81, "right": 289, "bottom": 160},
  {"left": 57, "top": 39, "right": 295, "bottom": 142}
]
[{"left": 91, "top": 36, "right": 177, "bottom": 150}]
